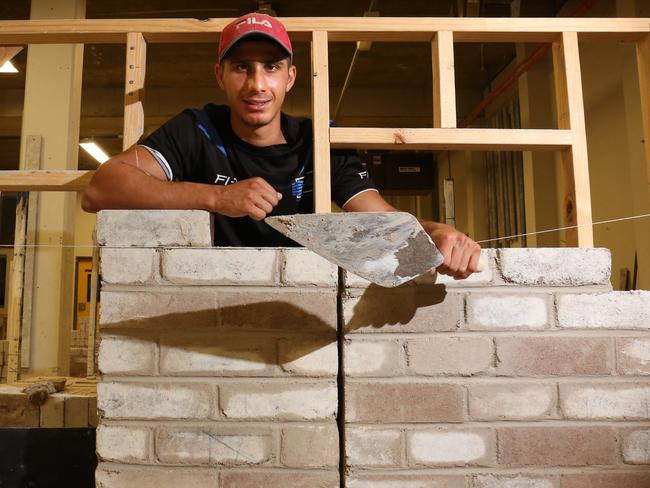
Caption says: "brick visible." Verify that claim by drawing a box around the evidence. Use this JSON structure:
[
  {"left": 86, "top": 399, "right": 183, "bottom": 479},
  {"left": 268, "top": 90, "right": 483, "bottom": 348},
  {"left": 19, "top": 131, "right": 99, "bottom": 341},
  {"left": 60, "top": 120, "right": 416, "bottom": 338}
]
[
  {"left": 278, "top": 338, "right": 338, "bottom": 376},
  {"left": 346, "top": 381, "right": 466, "bottom": 423},
  {"left": 160, "top": 331, "right": 274, "bottom": 376},
  {"left": 560, "top": 383, "right": 650, "bottom": 419},
  {"left": 281, "top": 248, "right": 338, "bottom": 287},
  {"left": 98, "top": 382, "right": 212, "bottom": 419},
  {"left": 498, "top": 426, "right": 618, "bottom": 466},
  {"left": 466, "top": 294, "right": 550, "bottom": 330},
  {"left": 407, "top": 428, "right": 496, "bottom": 466},
  {"left": 470, "top": 474, "right": 559, "bottom": 488},
  {"left": 617, "top": 337, "right": 650, "bottom": 374},
  {"left": 495, "top": 336, "right": 612, "bottom": 376},
  {"left": 406, "top": 336, "right": 493, "bottom": 376},
  {"left": 622, "top": 429, "right": 650, "bottom": 464},
  {"left": 99, "top": 335, "right": 157, "bottom": 375},
  {"left": 96, "top": 424, "right": 150, "bottom": 463},
  {"left": 100, "top": 290, "right": 217, "bottom": 329},
  {"left": 343, "top": 286, "right": 462, "bottom": 333},
  {"left": 560, "top": 472, "right": 650, "bottom": 488},
  {"left": 346, "top": 474, "right": 466, "bottom": 488},
  {"left": 220, "top": 382, "right": 337, "bottom": 420},
  {"left": 96, "top": 209, "right": 212, "bottom": 247},
  {"left": 0, "top": 386, "right": 20, "bottom": 420},
  {"left": 499, "top": 248, "right": 611, "bottom": 286},
  {"left": 281, "top": 424, "right": 339, "bottom": 468},
  {"left": 220, "top": 470, "right": 339, "bottom": 487},
  {"left": 155, "top": 427, "right": 273, "bottom": 466},
  {"left": 100, "top": 248, "right": 157, "bottom": 284},
  {"left": 346, "top": 427, "right": 402, "bottom": 467},
  {"left": 557, "top": 291, "right": 650, "bottom": 329},
  {"left": 95, "top": 464, "right": 218, "bottom": 488},
  {"left": 218, "top": 288, "right": 337, "bottom": 331},
  {"left": 161, "top": 248, "right": 278, "bottom": 285},
  {"left": 468, "top": 383, "right": 556, "bottom": 420},
  {"left": 344, "top": 338, "right": 404, "bottom": 376}
]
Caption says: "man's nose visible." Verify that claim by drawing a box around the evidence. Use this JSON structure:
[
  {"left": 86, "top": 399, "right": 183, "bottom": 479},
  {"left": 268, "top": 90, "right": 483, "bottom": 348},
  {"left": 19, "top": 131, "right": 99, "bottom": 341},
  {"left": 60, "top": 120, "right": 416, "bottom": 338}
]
[{"left": 247, "top": 65, "right": 266, "bottom": 92}]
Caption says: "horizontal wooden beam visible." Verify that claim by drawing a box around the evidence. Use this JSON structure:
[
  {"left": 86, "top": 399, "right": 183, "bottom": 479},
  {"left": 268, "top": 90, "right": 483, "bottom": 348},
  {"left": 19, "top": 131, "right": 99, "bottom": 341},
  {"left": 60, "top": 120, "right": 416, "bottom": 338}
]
[
  {"left": 0, "top": 18, "right": 647, "bottom": 45},
  {"left": 0, "top": 170, "right": 94, "bottom": 191},
  {"left": 329, "top": 128, "right": 573, "bottom": 151}
]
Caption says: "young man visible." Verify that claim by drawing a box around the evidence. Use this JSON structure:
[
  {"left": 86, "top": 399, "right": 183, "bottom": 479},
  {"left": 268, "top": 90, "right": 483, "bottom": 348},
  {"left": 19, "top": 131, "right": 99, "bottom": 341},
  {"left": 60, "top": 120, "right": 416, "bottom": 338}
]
[{"left": 82, "top": 13, "right": 480, "bottom": 279}]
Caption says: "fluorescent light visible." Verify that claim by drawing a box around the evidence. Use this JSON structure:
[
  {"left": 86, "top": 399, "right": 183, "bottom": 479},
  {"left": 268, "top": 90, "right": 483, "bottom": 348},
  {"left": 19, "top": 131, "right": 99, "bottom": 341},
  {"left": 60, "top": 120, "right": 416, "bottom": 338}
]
[
  {"left": 80, "top": 141, "right": 110, "bottom": 163},
  {"left": 0, "top": 61, "right": 18, "bottom": 73}
]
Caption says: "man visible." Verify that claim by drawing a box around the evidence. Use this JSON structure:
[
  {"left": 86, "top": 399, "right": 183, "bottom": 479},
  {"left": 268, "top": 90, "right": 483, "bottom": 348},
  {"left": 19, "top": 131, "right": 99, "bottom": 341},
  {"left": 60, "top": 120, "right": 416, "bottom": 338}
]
[{"left": 82, "top": 12, "right": 480, "bottom": 279}]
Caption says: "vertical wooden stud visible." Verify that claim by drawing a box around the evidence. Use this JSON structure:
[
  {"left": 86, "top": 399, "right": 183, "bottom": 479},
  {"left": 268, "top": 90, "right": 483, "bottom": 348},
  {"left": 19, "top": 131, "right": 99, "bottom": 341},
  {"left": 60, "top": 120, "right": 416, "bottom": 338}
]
[
  {"left": 20, "top": 135, "right": 42, "bottom": 368},
  {"left": 311, "top": 30, "right": 332, "bottom": 213},
  {"left": 552, "top": 31, "right": 593, "bottom": 247},
  {"left": 123, "top": 32, "right": 147, "bottom": 150},
  {"left": 636, "top": 33, "right": 650, "bottom": 198},
  {"left": 432, "top": 31, "right": 457, "bottom": 128},
  {"left": 85, "top": 235, "right": 99, "bottom": 378},
  {"left": 6, "top": 195, "right": 27, "bottom": 382}
]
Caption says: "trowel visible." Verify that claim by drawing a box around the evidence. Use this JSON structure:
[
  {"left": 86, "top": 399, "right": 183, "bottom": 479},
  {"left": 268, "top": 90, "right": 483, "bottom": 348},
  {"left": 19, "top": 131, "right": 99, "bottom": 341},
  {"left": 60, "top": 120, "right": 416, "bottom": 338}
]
[{"left": 265, "top": 212, "right": 449, "bottom": 288}]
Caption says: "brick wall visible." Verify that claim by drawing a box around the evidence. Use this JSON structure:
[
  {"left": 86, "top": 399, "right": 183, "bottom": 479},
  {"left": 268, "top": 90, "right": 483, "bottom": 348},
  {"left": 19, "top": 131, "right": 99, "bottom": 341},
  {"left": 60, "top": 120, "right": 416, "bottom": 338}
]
[
  {"left": 96, "top": 211, "right": 650, "bottom": 488},
  {"left": 95, "top": 211, "right": 340, "bottom": 487}
]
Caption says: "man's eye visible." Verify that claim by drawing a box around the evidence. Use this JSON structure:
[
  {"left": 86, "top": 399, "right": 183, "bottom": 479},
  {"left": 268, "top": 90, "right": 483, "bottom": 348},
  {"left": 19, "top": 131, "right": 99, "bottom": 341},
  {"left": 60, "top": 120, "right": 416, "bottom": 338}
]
[{"left": 266, "top": 63, "right": 280, "bottom": 71}]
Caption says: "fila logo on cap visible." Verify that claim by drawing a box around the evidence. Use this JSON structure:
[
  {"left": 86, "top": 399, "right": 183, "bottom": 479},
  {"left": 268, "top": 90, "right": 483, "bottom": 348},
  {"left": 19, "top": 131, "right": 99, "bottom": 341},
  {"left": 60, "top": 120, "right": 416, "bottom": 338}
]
[{"left": 236, "top": 17, "right": 273, "bottom": 29}]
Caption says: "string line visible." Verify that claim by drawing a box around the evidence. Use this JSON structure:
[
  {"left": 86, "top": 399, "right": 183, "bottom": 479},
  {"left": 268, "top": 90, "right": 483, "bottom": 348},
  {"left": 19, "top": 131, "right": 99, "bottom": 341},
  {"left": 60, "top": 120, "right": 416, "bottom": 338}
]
[{"left": 0, "top": 212, "right": 649, "bottom": 249}]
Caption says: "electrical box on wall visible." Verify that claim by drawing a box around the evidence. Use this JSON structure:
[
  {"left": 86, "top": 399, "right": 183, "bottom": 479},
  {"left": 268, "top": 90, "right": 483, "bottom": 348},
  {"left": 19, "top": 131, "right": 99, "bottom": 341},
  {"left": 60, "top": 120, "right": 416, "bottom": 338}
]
[{"left": 360, "top": 151, "right": 436, "bottom": 191}]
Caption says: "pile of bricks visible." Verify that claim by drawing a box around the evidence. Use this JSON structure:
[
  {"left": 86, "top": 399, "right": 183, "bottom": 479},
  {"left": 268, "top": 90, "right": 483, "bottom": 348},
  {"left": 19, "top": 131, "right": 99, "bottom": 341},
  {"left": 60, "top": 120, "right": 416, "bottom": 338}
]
[
  {"left": 96, "top": 210, "right": 650, "bottom": 488},
  {"left": 0, "top": 377, "right": 98, "bottom": 428}
]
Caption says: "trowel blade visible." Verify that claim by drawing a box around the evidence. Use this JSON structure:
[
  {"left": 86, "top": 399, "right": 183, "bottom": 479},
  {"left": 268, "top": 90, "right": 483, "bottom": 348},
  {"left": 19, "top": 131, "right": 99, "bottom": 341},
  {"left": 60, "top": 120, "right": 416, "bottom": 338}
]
[{"left": 265, "top": 212, "right": 444, "bottom": 287}]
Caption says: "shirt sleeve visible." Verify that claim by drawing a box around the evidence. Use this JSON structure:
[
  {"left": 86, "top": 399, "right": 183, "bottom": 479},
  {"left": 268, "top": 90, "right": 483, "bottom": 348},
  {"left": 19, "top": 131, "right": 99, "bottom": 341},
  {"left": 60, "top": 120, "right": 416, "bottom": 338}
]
[
  {"left": 330, "top": 150, "right": 378, "bottom": 208},
  {"left": 138, "top": 110, "right": 202, "bottom": 182}
]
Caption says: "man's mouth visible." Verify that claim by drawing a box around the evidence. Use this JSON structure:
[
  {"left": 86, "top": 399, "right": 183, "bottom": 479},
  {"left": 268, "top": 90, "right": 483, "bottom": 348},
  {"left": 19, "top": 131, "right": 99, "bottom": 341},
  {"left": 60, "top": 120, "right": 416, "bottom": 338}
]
[{"left": 244, "top": 99, "right": 271, "bottom": 111}]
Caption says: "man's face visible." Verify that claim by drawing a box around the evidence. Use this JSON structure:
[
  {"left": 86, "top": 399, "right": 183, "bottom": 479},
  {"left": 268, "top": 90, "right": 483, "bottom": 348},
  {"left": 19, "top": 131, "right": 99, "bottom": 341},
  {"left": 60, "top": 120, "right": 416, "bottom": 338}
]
[{"left": 216, "top": 39, "right": 296, "bottom": 131}]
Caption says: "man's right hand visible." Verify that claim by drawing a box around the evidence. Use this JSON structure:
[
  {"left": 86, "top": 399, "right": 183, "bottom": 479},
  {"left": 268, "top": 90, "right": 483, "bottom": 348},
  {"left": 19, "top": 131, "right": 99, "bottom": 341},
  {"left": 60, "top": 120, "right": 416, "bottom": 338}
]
[{"left": 211, "top": 177, "right": 282, "bottom": 221}]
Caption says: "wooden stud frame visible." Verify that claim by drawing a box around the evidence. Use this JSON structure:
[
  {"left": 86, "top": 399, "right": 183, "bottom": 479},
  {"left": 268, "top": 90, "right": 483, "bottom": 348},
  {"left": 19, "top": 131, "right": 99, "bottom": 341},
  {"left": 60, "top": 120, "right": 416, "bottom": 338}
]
[{"left": 0, "top": 16, "right": 649, "bottom": 246}]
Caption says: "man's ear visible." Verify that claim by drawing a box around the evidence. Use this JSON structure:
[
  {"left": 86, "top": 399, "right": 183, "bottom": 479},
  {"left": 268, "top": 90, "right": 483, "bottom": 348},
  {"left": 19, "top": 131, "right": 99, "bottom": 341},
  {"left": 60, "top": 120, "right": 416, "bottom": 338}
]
[
  {"left": 215, "top": 63, "right": 225, "bottom": 90},
  {"left": 286, "top": 64, "right": 297, "bottom": 93}
]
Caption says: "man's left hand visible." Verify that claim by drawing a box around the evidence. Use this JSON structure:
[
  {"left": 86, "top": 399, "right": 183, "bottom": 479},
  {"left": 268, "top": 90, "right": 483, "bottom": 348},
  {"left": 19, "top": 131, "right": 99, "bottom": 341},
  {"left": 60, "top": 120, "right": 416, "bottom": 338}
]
[{"left": 420, "top": 221, "right": 481, "bottom": 280}]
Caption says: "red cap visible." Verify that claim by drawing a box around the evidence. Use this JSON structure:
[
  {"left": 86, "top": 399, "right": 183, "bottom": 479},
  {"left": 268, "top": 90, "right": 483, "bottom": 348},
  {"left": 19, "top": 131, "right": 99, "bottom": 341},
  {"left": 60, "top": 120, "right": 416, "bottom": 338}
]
[{"left": 218, "top": 13, "right": 292, "bottom": 62}]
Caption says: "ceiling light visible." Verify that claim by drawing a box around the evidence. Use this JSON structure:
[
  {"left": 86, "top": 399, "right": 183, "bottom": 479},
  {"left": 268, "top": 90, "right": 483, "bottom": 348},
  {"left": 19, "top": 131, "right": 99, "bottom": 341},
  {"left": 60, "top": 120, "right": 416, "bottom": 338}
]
[
  {"left": 0, "top": 61, "right": 18, "bottom": 73},
  {"left": 80, "top": 141, "right": 110, "bottom": 164}
]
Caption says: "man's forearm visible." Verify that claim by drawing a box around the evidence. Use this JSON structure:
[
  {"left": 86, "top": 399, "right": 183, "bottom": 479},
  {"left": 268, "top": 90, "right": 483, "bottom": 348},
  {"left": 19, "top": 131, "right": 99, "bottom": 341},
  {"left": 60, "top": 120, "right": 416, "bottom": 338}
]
[{"left": 82, "top": 160, "right": 215, "bottom": 213}]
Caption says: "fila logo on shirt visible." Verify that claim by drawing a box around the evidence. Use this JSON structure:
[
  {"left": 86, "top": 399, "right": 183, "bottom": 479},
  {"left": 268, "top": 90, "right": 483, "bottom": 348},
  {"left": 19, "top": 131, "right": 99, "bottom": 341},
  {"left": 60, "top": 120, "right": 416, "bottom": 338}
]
[
  {"left": 358, "top": 171, "right": 369, "bottom": 180},
  {"left": 236, "top": 17, "right": 273, "bottom": 29},
  {"left": 214, "top": 174, "right": 238, "bottom": 185}
]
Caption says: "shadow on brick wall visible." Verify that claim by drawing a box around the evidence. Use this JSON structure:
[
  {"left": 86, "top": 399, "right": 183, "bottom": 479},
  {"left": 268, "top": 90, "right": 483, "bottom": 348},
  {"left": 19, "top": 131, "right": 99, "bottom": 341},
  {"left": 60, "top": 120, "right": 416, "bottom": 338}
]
[
  {"left": 101, "top": 301, "right": 338, "bottom": 369},
  {"left": 345, "top": 284, "right": 456, "bottom": 333}
]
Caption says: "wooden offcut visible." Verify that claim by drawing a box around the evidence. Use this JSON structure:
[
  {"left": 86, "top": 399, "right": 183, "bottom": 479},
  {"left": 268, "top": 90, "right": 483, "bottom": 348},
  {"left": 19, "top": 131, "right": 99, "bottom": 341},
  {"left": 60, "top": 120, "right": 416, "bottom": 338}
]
[{"left": 123, "top": 32, "right": 146, "bottom": 150}]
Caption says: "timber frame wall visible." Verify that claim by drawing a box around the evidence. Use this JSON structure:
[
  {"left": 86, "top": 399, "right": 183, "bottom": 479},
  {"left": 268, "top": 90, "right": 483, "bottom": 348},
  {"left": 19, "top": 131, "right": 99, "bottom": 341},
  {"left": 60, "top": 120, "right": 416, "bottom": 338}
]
[{"left": 0, "top": 17, "right": 650, "bottom": 381}]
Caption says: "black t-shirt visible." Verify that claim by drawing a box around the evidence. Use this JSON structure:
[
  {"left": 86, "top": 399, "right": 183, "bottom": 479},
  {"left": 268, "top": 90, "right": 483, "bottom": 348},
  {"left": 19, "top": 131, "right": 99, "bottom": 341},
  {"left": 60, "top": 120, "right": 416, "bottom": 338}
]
[{"left": 139, "top": 104, "right": 376, "bottom": 246}]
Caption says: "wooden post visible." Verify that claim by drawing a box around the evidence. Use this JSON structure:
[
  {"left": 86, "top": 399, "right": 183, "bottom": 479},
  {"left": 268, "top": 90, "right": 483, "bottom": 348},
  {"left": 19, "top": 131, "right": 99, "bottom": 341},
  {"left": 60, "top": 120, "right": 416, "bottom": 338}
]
[
  {"left": 6, "top": 195, "right": 28, "bottom": 382},
  {"left": 20, "top": 136, "right": 42, "bottom": 368},
  {"left": 637, "top": 33, "right": 650, "bottom": 198},
  {"left": 552, "top": 31, "right": 593, "bottom": 247},
  {"left": 311, "top": 30, "right": 332, "bottom": 213},
  {"left": 123, "top": 32, "right": 147, "bottom": 149},
  {"left": 432, "top": 31, "right": 457, "bottom": 128},
  {"left": 85, "top": 234, "right": 99, "bottom": 378}
]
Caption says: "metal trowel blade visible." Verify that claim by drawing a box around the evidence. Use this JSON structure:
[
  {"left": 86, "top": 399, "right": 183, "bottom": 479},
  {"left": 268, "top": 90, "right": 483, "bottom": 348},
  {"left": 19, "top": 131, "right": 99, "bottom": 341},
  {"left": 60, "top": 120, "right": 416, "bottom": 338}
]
[{"left": 265, "top": 212, "right": 444, "bottom": 287}]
